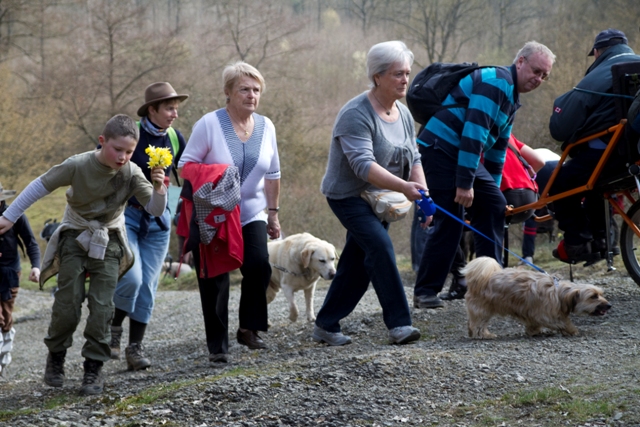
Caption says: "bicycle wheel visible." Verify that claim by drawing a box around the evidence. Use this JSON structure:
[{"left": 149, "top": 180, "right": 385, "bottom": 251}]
[{"left": 620, "top": 199, "right": 640, "bottom": 285}]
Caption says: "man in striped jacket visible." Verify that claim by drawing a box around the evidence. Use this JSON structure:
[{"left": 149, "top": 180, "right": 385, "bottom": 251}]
[{"left": 414, "top": 41, "right": 555, "bottom": 309}]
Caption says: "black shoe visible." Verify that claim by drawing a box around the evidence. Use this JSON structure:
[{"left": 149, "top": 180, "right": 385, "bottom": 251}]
[
  {"left": 80, "top": 358, "right": 104, "bottom": 395},
  {"left": 553, "top": 240, "right": 600, "bottom": 265},
  {"left": 237, "top": 329, "right": 267, "bottom": 349},
  {"left": 591, "top": 238, "right": 620, "bottom": 258},
  {"left": 44, "top": 350, "right": 66, "bottom": 388},
  {"left": 209, "top": 353, "right": 229, "bottom": 364},
  {"left": 439, "top": 277, "right": 467, "bottom": 301},
  {"left": 413, "top": 295, "right": 444, "bottom": 309}
]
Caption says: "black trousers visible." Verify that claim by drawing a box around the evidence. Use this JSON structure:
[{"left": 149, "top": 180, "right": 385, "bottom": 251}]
[
  {"left": 550, "top": 148, "right": 626, "bottom": 245},
  {"left": 415, "top": 144, "right": 506, "bottom": 298},
  {"left": 194, "top": 220, "right": 271, "bottom": 355}
]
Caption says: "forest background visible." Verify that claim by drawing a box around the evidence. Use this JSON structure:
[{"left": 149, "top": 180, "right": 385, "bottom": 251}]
[{"left": 0, "top": 0, "right": 638, "bottom": 258}]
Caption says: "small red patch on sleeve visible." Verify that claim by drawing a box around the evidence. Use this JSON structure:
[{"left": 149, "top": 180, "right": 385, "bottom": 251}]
[{"left": 554, "top": 106, "right": 562, "bottom": 114}]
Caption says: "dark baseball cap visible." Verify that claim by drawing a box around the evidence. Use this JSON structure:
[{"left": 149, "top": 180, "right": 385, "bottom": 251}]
[{"left": 588, "top": 28, "right": 628, "bottom": 56}]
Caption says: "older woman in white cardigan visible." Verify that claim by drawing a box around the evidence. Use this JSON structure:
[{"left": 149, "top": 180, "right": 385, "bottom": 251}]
[{"left": 179, "top": 61, "right": 281, "bottom": 364}]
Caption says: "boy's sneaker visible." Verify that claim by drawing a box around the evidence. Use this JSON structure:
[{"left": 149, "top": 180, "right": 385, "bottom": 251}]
[
  {"left": 312, "top": 326, "right": 352, "bottom": 346},
  {"left": 110, "top": 325, "right": 123, "bottom": 360},
  {"left": 81, "top": 358, "right": 104, "bottom": 395},
  {"left": 389, "top": 326, "right": 421, "bottom": 345},
  {"left": 125, "top": 342, "right": 151, "bottom": 371},
  {"left": 44, "top": 350, "right": 66, "bottom": 388}
]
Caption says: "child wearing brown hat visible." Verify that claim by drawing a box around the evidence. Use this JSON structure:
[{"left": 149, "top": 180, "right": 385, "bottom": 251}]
[
  {"left": 0, "top": 183, "right": 41, "bottom": 376},
  {"left": 0, "top": 114, "right": 168, "bottom": 395}
]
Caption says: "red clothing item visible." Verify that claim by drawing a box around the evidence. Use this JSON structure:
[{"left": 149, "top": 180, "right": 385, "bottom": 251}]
[
  {"left": 500, "top": 135, "right": 537, "bottom": 192},
  {"left": 178, "top": 163, "right": 243, "bottom": 278}
]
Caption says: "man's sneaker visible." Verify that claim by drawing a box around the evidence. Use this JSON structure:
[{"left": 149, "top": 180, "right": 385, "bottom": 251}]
[
  {"left": 439, "top": 276, "right": 467, "bottom": 301},
  {"left": 110, "top": 325, "right": 123, "bottom": 360},
  {"left": 80, "top": 358, "right": 104, "bottom": 395},
  {"left": 389, "top": 326, "right": 421, "bottom": 345},
  {"left": 413, "top": 294, "right": 444, "bottom": 309},
  {"left": 312, "top": 326, "right": 352, "bottom": 346},
  {"left": 44, "top": 350, "right": 66, "bottom": 387},
  {"left": 125, "top": 342, "right": 151, "bottom": 371}
]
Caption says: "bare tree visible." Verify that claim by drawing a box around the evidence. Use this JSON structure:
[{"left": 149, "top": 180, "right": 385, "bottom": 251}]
[
  {"left": 213, "top": 0, "right": 310, "bottom": 69},
  {"left": 390, "top": 0, "right": 485, "bottom": 65},
  {"left": 45, "top": 0, "right": 188, "bottom": 145},
  {"left": 489, "top": 0, "right": 543, "bottom": 50},
  {"left": 344, "top": 0, "right": 379, "bottom": 35}
]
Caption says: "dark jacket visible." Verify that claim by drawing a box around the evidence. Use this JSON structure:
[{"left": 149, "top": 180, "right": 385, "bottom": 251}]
[
  {"left": 0, "top": 203, "right": 40, "bottom": 272},
  {"left": 550, "top": 44, "right": 640, "bottom": 150}
]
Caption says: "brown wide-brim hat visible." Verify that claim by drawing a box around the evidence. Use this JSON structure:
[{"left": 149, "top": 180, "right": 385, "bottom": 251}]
[
  {"left": 0, "top": 182, "right": 16, "bottom": 201},
  {"left": 137, "top": 82, "right": 189, "bottom": 117}
]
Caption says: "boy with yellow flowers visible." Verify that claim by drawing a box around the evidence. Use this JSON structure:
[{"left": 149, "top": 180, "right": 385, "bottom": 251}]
[{"left": 0, "top": 114, "right": 167, "bottom": 395}]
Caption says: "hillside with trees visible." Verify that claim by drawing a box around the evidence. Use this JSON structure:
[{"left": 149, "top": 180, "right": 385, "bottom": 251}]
[{"left": 1, "top": 0, "right": 638, "bottom": 255}]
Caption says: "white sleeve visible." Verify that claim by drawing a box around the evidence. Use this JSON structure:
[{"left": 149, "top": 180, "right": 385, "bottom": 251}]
[
  {"left": 2, "top": 178, "right": 50, "bottom": 223},
  {"left": 179, "top": 117, "right": 211, "bottom": 167}
]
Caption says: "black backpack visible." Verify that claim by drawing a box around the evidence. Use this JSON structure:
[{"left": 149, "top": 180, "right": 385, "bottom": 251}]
[{"left": 406, "top": 62, "right": 488, "bottom": 125}]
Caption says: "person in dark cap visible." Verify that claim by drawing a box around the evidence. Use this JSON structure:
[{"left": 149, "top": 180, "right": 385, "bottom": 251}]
[
  {"left": 549, "top": 29, "right": 640, "bottom": 264},
  {"left": 109, "top": 82, "right": 189, "bottom": 371}
]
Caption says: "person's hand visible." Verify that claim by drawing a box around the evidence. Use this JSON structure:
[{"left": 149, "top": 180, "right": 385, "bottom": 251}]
[
  {"left": 150, "top": 167, "right": 166, "bottom": 192},
  {"left": 0, "top": 217, "right": 14, "bottom": 235},
  {"left": 420, "top": 215, "right": 433, "bottom": 229},
  {"left": 29, "top": 267, "right": 40, "bottom": 283},
  {"left": 267, "top": 212, "right": 281, "bottom": 240},
  {"left": 402, "top": 181, "right": 428, "bottom": 202},
  {"left": 454, "top": 187, "right": 474, "bottom": 208}
]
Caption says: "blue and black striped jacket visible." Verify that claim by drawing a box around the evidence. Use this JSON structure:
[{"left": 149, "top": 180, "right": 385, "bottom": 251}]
[{"left": 417, "top": 64, "right": 520, "bottom": 189}]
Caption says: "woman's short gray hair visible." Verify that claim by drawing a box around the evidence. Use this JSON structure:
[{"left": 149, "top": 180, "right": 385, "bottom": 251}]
[
  {"left": 513, "top": 41, "right": 556, "bottom": 64},
  {"left": 367, "top": 41, "right": 414, "bottom": 88},
  {"left": 223, "top": 61, "right": 266, "bottom": 95}
]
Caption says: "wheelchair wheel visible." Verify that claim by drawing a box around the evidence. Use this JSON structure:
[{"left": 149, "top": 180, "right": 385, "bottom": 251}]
[{"left": 620, "top": 199, "right": 640, "bottom": 285}]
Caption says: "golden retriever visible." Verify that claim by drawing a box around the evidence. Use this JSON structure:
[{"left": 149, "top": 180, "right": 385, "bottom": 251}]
[
  {"left": 267, "top": 232, "right": 337, "bottom": 322},
  {"left": 462, "top": 256, "right": 611, "bottom": 339}
]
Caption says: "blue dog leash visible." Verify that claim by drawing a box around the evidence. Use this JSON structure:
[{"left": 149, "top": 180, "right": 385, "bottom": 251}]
[{"left": 415, "top": 190, "right": 550, "bottom": 276}]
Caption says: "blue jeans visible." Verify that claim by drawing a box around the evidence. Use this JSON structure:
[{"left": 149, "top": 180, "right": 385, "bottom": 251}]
[
  {"left": 113, "top": 206, "right": 171, "bottom": 324},
  {"left": 315, "top": 196, "right": 413, "bottom": 333},
  {"left": 415, "top": 144, "right": 506, "bottom": 298}
]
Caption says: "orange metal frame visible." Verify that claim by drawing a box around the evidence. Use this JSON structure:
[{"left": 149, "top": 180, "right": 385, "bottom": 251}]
[{"left": 505, "top": 120, "right": 640, "bottom": 238}]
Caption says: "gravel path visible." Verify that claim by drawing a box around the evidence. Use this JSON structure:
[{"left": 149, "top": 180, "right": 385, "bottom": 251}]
[{"left": 1, "top": 264, "right": 640, "bottom": 426}]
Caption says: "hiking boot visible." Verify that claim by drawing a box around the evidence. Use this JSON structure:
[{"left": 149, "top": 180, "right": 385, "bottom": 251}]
[
  {"left": 44, "top": 350, "right": 66, "bottom": 388},
  {"left": 439, "top": 276, "right": 467, "bottom": 301},
  {"left": 312, "top": 326, "right": 352, "bottom": 346},
  {"left": 125, "top": 342, "right": 151, "bottom": 371},
  {"left": 413, "top": 294, "right": 444, "bottom": 309},
  {"left": 80, "top": 358, "right": 104, "bottom": 395},
  {"left": 552, "top": 240, "right": 600, "bottom": 265},
  {"left": 110, "top": 325, "right": 123, "bottom": 360},
  {"left": 388, "top": 326, "right": 421, "bottom": 345}
]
